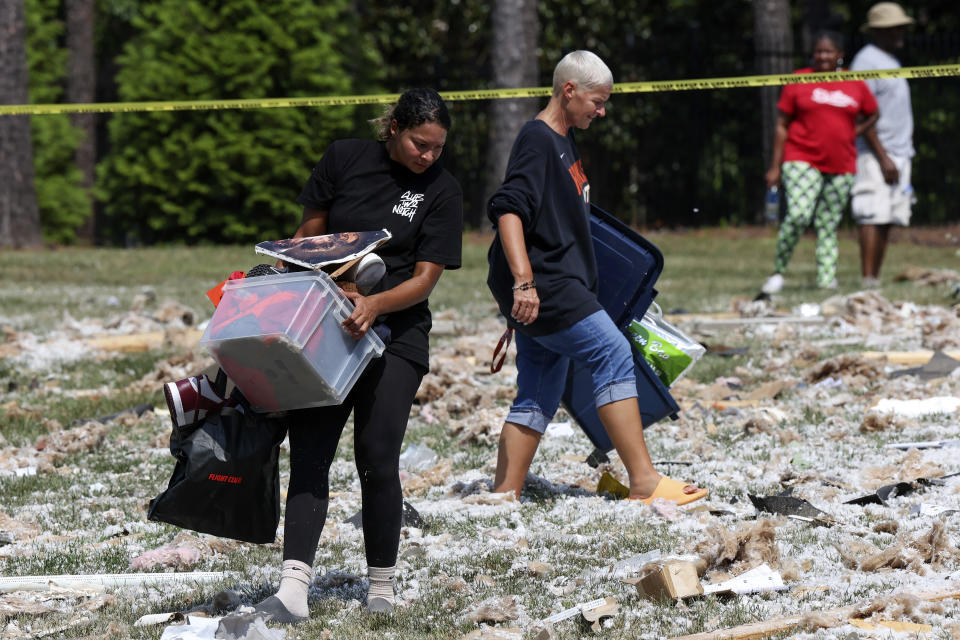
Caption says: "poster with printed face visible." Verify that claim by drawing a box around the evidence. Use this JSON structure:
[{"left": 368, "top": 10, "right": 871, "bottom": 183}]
[{"left": 255, "top": 229, "right": 391, "bottom": 270}]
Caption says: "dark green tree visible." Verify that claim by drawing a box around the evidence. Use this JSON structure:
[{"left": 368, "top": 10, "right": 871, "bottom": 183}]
[
  {"left": 359, "top": 1, "right": 493, "bottom": 227},
  {"left": 97, "top": 0, "right": 382, "bottom": 244},
  {"left": 539, "top": 0, "right": 759, "bottom": 227}
]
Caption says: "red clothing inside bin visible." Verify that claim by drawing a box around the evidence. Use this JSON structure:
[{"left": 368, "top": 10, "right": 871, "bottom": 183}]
[
  {"left": 216, "top": 352, "right": 281, "bottom": 410},
  {"left": 208, "top": 290, "right": 304, "bottom": 338}
]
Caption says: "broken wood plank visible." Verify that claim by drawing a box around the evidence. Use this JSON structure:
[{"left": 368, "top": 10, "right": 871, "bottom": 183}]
[
  {"left": 849, "top": 619, "right": 932, "bottom": 632},
  {"left": 86, "top": 329, "right": 202, "bottom": 352},
  {"left": 664, "top": 312, "right": 744, "bottom": 322},
  {"left": 668, "top": 582, "right": 960, "bottom": 640},
  {"left": 861, "top": 350, "right": 960, "bottom": 365},
  {"left": 329, "top": 255, "right": 363, "bottom": 279},
  {"left": 0, "top": 571, "right": 230, "bottom": 592},
  {"left": 672, "top": 316, "right": 826, "bottom": 332},
  {"left": 678, "top": 399, "right": 765, "bottom": 410}
]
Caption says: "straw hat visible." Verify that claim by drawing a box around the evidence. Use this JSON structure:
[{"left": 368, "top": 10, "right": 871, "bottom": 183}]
[{"left": 863, "top": 2, "right": 915, "bottom": 30}]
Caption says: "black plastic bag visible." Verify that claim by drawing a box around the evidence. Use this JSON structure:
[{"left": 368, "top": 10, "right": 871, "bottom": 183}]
[{"left": 148, "top": 385, "right": 287, "bottom": 544}]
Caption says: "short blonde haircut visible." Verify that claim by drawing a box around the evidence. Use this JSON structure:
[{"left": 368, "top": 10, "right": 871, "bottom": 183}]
[{"left": 552, "top": 50, "right": 613, "bottom": 96}]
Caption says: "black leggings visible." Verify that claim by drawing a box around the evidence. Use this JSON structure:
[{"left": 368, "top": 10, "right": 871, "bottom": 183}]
[{"left": 282, "top": 351, "right": 425, "bottom": 567}]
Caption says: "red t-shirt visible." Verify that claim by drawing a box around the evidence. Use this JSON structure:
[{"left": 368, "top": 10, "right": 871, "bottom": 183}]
[{"left": 778, "top": 68, "right": 878, "bottom": 175}]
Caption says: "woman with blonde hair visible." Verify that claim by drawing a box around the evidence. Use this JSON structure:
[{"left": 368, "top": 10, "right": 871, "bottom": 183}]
[{"left": 487, "top": 51, "right": 706, "bottom": 505}]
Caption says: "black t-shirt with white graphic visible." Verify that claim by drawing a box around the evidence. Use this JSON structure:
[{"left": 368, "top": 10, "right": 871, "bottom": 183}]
[
  {"left": 486, "top": 120, "right": 602, "bottom": 336},
  {"left": 297, "top": 138, "right": 463, "bottom": 369}
]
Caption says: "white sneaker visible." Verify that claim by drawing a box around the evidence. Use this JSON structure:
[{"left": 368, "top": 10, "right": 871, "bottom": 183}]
[
  {"left": 343, "top": 253, "right": 386, "bottom": 295},
  {"left": 821, "top": 278, "right": 838, "bottom": 290},
  {"left": 861, "top": 276, "right": 881, "bottom": 289},
  {"left": 761, "top": 273, "right": 784, "bottom": 294}
]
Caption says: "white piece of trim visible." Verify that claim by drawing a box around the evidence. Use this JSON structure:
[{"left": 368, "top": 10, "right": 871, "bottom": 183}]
[{"left": 0, "top": 571, "right": 231, "bottom": 593}]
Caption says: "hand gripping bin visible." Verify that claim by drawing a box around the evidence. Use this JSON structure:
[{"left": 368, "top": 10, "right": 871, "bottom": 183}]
[
  {"left": 561, "top": 204, "right": 680, "bottom": 454},
  {"left": 199, "top": 270, "right": 385, "bottom": 412}
]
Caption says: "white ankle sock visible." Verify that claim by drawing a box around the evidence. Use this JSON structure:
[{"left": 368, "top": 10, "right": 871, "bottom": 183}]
[
  {"left": 367, "top": 565, "right": 396, "bottom": 611},
  {"left": 274, "top": 559, "right": 313, "bottom": 618}
]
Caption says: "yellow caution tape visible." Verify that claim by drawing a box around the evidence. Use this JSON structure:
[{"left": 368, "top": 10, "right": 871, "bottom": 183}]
[{"left": 1, "top": 64, "right": 958, "bottom": 116}]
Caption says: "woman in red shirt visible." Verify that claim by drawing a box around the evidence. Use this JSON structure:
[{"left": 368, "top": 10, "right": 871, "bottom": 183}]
[{"left": 761, "top": 31, "right": 879, "bottom": 294}]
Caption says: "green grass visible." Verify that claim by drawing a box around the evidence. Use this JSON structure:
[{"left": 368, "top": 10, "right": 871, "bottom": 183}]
[
  {"left": 648, "top": 228, "right": 959, "bottom": 312},
  {"left": 1, "top": 230, "right": 959, "bottom": 639},
  {"left": 1, "top": 230, "right": 957, "bottom": 332}
]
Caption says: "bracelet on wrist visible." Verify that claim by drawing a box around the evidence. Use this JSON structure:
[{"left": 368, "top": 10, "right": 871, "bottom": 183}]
[{"left": 512, "top": 280, "right": 536, "bottom": 291}]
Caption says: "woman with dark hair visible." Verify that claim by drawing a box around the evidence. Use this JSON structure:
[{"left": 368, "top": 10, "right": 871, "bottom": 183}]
[
  {"left": 254, "top": 88, "right": 462, "bottom": 622},
  {"left": 761, "top": 31, "right": 879, "bottom": 294}
]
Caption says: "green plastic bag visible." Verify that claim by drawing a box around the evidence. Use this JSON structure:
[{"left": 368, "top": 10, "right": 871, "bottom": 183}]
[{"left": 627, "top": 303, "right": 704, "bottom": 387}]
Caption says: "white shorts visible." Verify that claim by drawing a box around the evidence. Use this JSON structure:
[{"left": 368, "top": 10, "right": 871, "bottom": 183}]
[{"left": 851, "top": 152, "right": 913, "bottom": 226}]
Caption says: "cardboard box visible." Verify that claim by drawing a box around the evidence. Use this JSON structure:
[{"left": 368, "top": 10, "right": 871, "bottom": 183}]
[{"left": 634, "top": 561, "right": 703, "bottom": 600}]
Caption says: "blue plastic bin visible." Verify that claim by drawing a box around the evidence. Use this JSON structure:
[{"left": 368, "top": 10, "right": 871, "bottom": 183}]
[{"left": 561, "top": 204, "right": 680, "bottom": 454}]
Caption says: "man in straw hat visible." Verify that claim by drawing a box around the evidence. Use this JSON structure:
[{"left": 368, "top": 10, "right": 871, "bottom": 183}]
[{"left": 850, "top": 2, "right": 916, "bottom": 288}]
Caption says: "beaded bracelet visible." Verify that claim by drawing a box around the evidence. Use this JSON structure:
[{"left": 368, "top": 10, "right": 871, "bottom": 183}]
[{"left": 512, "top": 281, "right": 536, "bottom": 291}]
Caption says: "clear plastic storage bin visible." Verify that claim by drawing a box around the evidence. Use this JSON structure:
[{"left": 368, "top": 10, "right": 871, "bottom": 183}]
[{"left": 199, "top": 270, "right": 385, "bottom": 412}]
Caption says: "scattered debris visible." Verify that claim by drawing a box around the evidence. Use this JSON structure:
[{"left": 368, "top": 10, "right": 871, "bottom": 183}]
[
  {"left": 0, "top": 571, "right": 230, "bottom": 592},
  {"left": 886, "top": 438, "right": 960, "bottom": 450},
  {"left": 464, "top": 595, "right": 521, "bottom": 624},
  {"left": 158, "top": 615, "right": 220, "bottom": 640},
  {"left": 748, "top": 495, "right": 836, "bottom": 525},
  {"left": 694, "top": 519, "right": 788, "bottom": 581},
  {"left": 845, "top": 481, "right": 916, "bottom": 506},
  {"left": 579, "top": 596, "right": 618, "bottom": 632},
  {"left": 402, "top": 459, "right": 454, "bottom": 496},
  {"left": 848, "top": 618, "right": 932, "bottom": 632},
  {"left": 889, "top": 349, "right": 960, "bottom": 380},
  {"left": 345, "top": 500, "right": 425, "bottom": 530},
  {"left": 460, "top": 627, "right": 524, "bottom": 640},
  {"left": 399, "top": 443, "right": 439, "bottom": 471},
  {"left": 634, "top": 561, "right": 703, "bottom": 600},
  {"left": 870, "top": 396, "right": 960, "bottom": 418},
  {"left": 129, "top": 533, "right": 214, "bottom": 571},
  {"left": 668, "top": 581, "right": 960, "bottom": 640},
  {"left": 700, "top": 563, "right": 786, "bottom": 596},
  {"left": 71, "top": 402, "right": 154, "bottom": 427},
  {"left": 596, "top": 471, "right": 629, "bottom": 499},
  {"left": 835, "top": 521, "right": 960, "bottom": 573},
  {"left": 804, "top": 352, "right": 885, "bottom": 384},
  {"left": 0, "top": 512, "right": 41, "bottom": 545},
  {"left": 213, "top": 612, "right": 285, "bottom": 640},
  {"left": 134, "top": 612, "right": 187, "bottom": 627},
  {"left": 910, "top": 503, "right": 959, "bottom": 517},
  {"left": 893, "top": 266, "right": 960, "bottom": 287},
  {"left": 5, "top": 277, "right": 960, "bottom": 638}
]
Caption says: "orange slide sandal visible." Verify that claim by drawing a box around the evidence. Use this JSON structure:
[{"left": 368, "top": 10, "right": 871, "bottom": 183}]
[
  {"left": 597, "top": 472, "right": 707, "bottom": 506},
  {"left": 634, "top": 477, "right": 707, "bottom": 506}
]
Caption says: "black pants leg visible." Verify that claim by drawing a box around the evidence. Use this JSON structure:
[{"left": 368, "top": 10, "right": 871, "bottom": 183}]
[{"left": 282, "top": 352, "right": 425, "bottom": 567}]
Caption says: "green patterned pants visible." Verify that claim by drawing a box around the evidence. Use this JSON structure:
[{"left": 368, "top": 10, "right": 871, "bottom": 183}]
[{"left": 773, "top": 161, "right": 855, "bottom": 287}]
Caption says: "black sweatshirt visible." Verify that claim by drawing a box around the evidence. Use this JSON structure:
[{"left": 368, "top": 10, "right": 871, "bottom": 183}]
[
  {"left": 297, "top": 139, "right": 463, "bottom": 369},
  {"left": 487, "top": 120, "right": 601, "bottom": 336}
]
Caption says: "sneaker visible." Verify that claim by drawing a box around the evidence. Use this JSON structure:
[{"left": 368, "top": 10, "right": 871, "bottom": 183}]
[
  {"left": 351, "top": 253, "right": 386, "bottom": 295},
  {"left": 820, "top": 278, "right": 838, "bottom": 290},
  {"left": 861, "top": 276, "right": 881, "bottom": 289},
  {"left": 163, "top": 374, "right": 227, "bottom": 428},
  {"left": 245, "top": 264, "right": 286, "bottom": 278},
  {"left": 366, "top": 597, "right": 394, "bottom": 614},
  {"left": 251, "top": 595, "right": 308, "bottom": 625},
  {"left": 761, "top": 273, "right": 784, "bottom": 294}
]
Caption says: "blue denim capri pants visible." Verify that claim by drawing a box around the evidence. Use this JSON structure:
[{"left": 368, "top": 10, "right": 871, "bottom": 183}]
[{"left": 507, "top": 309, "right": 637, "bottom": 434}]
